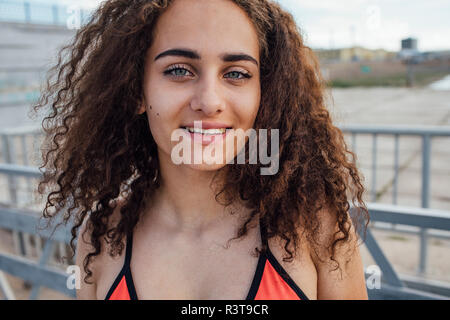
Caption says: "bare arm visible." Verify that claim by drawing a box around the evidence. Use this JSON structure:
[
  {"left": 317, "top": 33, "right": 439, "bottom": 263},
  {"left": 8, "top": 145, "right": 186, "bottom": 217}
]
[
  {"left": 75, "top": 217, "right": 98, "bottom": 299},
  {"left": 310, "top": 207, "right": 368, "bottom": 300}
]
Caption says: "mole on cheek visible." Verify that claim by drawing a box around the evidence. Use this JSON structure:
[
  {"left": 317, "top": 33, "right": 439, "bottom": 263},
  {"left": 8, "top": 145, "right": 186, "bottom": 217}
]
[{"left": 156, "top": 113, "right": 159, "bottom": 116}]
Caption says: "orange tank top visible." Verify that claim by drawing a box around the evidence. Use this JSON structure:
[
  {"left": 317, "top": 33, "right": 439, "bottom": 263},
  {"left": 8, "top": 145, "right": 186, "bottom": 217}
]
[{"left": 105, "top": 218, "right": 309, "bottom": 300}]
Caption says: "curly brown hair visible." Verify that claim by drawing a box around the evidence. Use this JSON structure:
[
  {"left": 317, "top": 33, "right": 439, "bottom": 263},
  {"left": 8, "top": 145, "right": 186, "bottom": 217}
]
[{"left": 32, "top": 0, "right": 369, "bottom": 284}]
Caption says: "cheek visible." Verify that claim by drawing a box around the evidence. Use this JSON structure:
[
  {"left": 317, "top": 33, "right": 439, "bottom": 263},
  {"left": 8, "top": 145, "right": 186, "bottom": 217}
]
[
  {"left": 146, "top": 105, "right": 174, "bottom": 148},
  {"left": 234, "top": 87, "right": 261, "bottom": 127},
  {"left": 144, "top": 94, "right": 189, "bottom": 153},
  {"left": 144, "top": 78, "right": 183, "bottom": 128}
]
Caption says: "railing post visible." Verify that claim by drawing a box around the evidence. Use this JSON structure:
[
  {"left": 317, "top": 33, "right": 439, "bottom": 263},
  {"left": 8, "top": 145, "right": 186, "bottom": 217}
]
[
  {"left": 0, "top": 271, "right": 16, "bottom": 300},
  {"left": 1, "top": 135, "right": 18, "bottom": 204},
  {"left": 393, "top": 134, "right": 399, "bottom": 205},
  {"left": 421, "top": 134, "right": 431, "bottom": 208},
  {"left": 29, "top": 239, "right": 54, "bottom": 300},
  {"left": 1, "top": 134, "right": 26, "bottom": 259},
  {"left": 418, "top": 134, "right": 431, "bottom": 275},
  {"left": 20, "top": 134, "right": 33, "bottom": 201}
]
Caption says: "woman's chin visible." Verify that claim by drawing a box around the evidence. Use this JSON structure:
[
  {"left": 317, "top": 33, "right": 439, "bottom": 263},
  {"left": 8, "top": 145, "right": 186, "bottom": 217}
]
[
  {"left": 183, "top": 162, "right": 228, "bottom": 172},
  {"left": 176, "top": 149, "right": 238, "bottom": 171}
]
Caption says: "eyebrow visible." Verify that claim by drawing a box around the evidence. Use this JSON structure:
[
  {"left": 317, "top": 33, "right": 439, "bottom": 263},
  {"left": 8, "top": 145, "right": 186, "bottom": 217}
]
[{"left": 154, "top": 48, "right": 259, "bottom": 67}]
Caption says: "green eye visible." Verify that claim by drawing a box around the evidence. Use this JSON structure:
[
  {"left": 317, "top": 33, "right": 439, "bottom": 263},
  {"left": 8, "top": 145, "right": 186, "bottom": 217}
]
[
  {"left": 164, "top": 67, "right": 192, "bottom": 78},
  {"left": 225, "top": 71, "right": 251, "bottom": 80},
  {"left": 163, "top": 66, "right": 252, "bottom": 81},
  {"left": 227, "top": 71, "right": 241, "bottom": 79}
]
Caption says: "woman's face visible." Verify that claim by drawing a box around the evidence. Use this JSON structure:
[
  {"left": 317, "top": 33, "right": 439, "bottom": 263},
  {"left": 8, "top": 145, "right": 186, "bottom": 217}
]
[{"left": 140, "top": 0, "right": 261, "bottom": 171}]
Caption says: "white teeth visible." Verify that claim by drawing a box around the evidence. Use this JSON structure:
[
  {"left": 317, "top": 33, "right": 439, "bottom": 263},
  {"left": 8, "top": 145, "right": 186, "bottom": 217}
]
[{"left": 185, "top": 127, "right": 227, "bottom": 135}]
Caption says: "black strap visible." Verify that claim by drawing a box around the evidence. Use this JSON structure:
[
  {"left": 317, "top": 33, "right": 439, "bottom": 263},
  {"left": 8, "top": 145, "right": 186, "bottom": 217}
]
[
  {"left": 104, "top": 229, "right": 135, "bottom": 300},
  {"left": 124, "top": 230, "right": 133, "bottom": 267},
  {"left": 259, "top": 217, "right": 269, "bottom": 248}
]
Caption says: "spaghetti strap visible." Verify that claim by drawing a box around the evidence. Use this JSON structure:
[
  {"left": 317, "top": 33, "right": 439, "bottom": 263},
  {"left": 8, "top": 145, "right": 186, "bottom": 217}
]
[
  {"left": 259, "top": 217, "right": 269, "bottom": 248},
  {"left": 107, "top": 218, "right": 309, "bottom": 300},
  {"left": 124, "top": 230, "right": 133, "bottom": 267},
  {"left": 104, "top": 229, "right": 138, "bottom": 300}
]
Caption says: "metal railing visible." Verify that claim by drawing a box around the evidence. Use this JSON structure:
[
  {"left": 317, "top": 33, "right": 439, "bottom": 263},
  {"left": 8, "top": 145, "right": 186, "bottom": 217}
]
[
  {"left": 0, "top": 124, "right": 450, "bottom": 299},
  {"left": 0, "top": 0, "right": 91, "bottom": 27},
  {"left": 341, "top": 124, "right": 450, "bottom": 205},
  {"left": 0, "top": 159, "right": 76, "bottom": 299},
  {"left": 1, "top": 178, "right": 449, "bottom": 299},
  {"left": 0, "top": 127, "right": 49, "bottom": 274},
  {"left": 0, "top": 205, "right": 75, "bottom": 299},
  {"left": 1, "top": 126, "right": 43, "bottom": 205},
  {"left": 351, "top": 203, "right": 450, "bottom": 299},
  {"left": 341, "top": 124, "right": 450, "bottom": 275}
]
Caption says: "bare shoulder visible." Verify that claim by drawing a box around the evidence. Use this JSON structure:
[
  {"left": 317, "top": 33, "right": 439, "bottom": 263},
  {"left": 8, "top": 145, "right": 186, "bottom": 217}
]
[
  {"left": 308, "top": 205, "right": 368, "bottom": 299},
  {"left": 308, "top": 204, "right": 359, "bottom": 266},
  {"left": 75, "top": 197, "right": 127, "bottom": 299},
  {"left": 265, "top": 205, "right": 368, "bottom": 300}
]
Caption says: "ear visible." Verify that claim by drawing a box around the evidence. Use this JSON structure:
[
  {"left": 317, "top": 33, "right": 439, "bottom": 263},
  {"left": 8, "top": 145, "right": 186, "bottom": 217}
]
[{"left": 137, "top": 102, "right": 146, "bottom": 115}]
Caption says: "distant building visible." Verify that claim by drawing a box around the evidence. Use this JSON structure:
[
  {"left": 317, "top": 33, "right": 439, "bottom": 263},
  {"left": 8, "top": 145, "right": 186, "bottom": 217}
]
[
  {"left": 314, "top": 46, "right": 396, "bottom": 63},
  {"left": 401, "top": 38, "right": 418, "bottom": 51},
  {"left": 398, "top": 37, "right": 422, "bottom": 62}
]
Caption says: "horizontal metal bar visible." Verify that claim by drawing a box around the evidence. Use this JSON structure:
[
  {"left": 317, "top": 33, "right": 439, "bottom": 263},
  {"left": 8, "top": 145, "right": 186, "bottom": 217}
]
[
  {"left": 0, "top": 66, "right": 44, "bottom": 73},
  {"left": 0, "top": 253, "right": 76, "bottom": 298},
  {"left": 0, "top": 207, "right": 73, "bottom": 244},
  {"left": 0, "top": 125, "right": 41, "bottom": 135},
  {"left": 399, "top": 273, "right": 450, "bottom": 298},
  {"left": 371, "top": 223, "right": 450, "bottom": 240},
  {"left": 0, "top": 163, "right": 42, "bottom": 178},
  {"left": 367, "top": 281, "right": 449, "bottom": 300},
  {"left": 351, "top": 203, "right": 450, "bottom": 231},
  {"left": 339, "top": 124, "right": 450, "bottom": 137}
]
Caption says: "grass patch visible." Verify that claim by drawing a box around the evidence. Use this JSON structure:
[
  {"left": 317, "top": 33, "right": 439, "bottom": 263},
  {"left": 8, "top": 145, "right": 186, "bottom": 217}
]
[
  {"left": 328, "top": 70, "right": 450, "bottom": 88},
  {"left": 386, "top": 235, "right": 409, "bottom": 241},
  {"left": 432, "top": 239, "right": 444, "bottom": 246},
  {"left": 329, "top": 74, "right": 407, "bottom": 87},
  {"left": 413, "top": 70, "right": 449, "bottom": 86}
]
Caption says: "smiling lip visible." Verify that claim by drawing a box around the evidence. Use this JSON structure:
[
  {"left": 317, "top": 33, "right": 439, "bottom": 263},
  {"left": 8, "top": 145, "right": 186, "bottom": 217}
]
[
  {"left": 184, "top": 130, "right": 228, "bottom": 145},
  {"left": 180, "top": 121, "right": 232, "bottom": 129},
  {"left": 179, "top": 122, "right": 231, "bottom": 146}
]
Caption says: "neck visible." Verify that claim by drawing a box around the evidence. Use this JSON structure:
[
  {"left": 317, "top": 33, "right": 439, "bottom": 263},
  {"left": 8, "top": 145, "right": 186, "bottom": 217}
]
[{"left": 146, "top": 151, "right": 247, "bottom": 236}]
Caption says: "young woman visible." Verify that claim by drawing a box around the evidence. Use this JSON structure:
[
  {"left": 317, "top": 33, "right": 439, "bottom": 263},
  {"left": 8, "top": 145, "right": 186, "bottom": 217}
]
[{"left": 33, "top": 0, "right": 369, "bottom": 300}]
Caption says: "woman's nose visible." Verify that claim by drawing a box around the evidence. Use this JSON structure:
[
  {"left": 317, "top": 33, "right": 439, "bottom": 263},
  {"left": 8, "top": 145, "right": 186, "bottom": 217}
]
[{"left": 189, "top": 75, "right": 225, "bottom": 116}]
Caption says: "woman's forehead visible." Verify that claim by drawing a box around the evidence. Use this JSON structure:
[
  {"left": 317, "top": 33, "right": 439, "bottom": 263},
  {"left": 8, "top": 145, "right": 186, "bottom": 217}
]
[{"left": 149, "top": 0, "right": 260, "bottom": 62}]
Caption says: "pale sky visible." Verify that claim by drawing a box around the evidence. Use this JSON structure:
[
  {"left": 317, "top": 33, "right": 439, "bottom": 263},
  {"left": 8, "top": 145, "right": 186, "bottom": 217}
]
[
  {"left": 279, "top": 0, "right": 450, "bottom": 52},
  {"left": 35, "top": 0, "right": 450, "bottom": 51}
]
